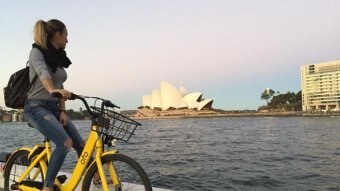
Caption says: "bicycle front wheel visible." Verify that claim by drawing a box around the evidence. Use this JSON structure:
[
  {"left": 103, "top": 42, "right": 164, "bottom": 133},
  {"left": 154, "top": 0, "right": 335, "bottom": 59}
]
[
  {"left": 82, "top": 153, "right": 152, "bottom": 191},
  {"left": 3, "top": 149, "right": 45, "bottom": 191}
]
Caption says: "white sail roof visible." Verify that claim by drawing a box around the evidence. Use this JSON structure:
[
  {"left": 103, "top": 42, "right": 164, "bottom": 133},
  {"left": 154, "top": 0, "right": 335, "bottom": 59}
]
[
  {"left": 160, "top": 81, "right": 183, "bottom": 110},
  {"left": 151, "top": 90, "right": 162, "bottom": 109},
  {"left": 142, "top": 81, "right": 213, "bottom": 111}
]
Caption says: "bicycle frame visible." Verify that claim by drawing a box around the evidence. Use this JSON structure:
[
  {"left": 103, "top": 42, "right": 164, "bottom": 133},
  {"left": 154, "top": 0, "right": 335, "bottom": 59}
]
[{"left": 16, "top": 124, "right": 119, "bottom": 191}]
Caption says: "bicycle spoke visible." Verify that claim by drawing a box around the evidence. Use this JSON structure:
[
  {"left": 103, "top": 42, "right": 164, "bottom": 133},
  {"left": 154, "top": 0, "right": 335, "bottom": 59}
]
[
  {"left": 4, "top": 150, "right": 44, "bottom": 190},
  {"left": 82, "top": 154, "right": 152, "bottom": 191}
]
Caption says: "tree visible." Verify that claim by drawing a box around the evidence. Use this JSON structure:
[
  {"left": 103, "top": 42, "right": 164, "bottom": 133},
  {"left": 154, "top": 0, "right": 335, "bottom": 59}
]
[
  {"left": 261, "top": 88, "right": 275, "bottom": 103},
  {"left": 296, "top": 90, "right": 302, "bottom": 102},
  {"left": 66, "top": 109, "right": 83, "bottom": 120},
  {"left": 260, "top": 90, "right": 302, "bottom": 111}
]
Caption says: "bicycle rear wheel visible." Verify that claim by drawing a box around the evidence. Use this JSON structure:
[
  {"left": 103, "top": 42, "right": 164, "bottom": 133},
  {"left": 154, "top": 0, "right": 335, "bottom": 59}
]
[
  {"left": 3, "top": 149, "right": 44, "bottom": 191},
  {"left": 82, "top": 153, "right": 152, "bottom": 191}
]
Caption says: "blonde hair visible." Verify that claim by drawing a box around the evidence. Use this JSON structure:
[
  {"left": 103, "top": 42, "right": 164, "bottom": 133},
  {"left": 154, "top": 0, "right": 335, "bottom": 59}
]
[{"left": 33, "top": 19, "right": 66, "bottom": 49}]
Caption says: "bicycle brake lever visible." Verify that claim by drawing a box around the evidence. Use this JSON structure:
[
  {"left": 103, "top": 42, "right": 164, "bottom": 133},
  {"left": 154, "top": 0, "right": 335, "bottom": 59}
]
[
  {"left": 104, "top": 100, "right": 120, "bottom": 109},
  {"left": 69, "top": 93, "right": 77, "bottom": 100}
]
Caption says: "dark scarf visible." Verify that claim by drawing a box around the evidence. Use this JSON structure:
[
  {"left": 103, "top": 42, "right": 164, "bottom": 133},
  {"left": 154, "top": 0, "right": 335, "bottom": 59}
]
[{"left": 32, "top": 43, "right": 72, "bottom": 73}]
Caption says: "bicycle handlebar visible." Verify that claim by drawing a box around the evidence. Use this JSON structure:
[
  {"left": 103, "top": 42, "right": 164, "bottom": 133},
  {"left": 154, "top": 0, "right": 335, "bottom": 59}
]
[{"left": 51, "top": 92, "right": 120, "bottom": 118}]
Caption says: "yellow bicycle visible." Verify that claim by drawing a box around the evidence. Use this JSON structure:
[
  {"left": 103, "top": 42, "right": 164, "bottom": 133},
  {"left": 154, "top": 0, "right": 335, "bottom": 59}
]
[{"left": 4, "top": 93, "right": 152, "bottom": 191}]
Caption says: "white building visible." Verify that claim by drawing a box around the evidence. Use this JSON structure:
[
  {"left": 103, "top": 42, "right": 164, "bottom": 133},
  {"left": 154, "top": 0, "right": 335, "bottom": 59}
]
[
  {"left": 143, "top": 81, "right": 213, "bottom": 111},
  {"left": 301, "top": 60, "right": 340, "bottom": 111}
]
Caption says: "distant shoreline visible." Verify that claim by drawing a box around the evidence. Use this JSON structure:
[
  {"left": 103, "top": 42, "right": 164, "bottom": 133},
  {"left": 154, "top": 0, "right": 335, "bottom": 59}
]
[{"left": 131, "top": 111, "right": 340, "bottom": 120}]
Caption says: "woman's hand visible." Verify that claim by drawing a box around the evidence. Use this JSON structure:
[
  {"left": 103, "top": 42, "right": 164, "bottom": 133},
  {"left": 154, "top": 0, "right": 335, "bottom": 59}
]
[
  {"left": 51, "top": 89, "right": 72, "bottom": 100},
  {"left": 59, "top": 111, "right": 68, "bottom": 126}
]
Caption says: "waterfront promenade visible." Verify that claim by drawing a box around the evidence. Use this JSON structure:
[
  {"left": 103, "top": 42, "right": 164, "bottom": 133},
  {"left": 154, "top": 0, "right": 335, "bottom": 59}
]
[{"left": 132, "top": 110, "right": 340, "bottom": 120}]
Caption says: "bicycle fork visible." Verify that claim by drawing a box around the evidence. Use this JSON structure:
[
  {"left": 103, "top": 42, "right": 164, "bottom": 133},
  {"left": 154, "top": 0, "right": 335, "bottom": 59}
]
[{"left": 95, "top": 142, "right": 121, "bottom": 191}]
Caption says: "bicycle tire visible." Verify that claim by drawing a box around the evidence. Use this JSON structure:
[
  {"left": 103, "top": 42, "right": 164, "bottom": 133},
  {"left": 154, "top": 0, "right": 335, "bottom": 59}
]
[
  {"left": 82, "top": 153, "right": 153, "bottom": 191},
  {"left": 3, "top": 149, "right": 45, "bottom": 191}
]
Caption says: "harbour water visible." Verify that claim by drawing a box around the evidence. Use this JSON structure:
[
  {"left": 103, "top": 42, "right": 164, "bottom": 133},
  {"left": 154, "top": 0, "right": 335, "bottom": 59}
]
[{"left": 0, "top": 117, "right": 339, "bottom": 191}]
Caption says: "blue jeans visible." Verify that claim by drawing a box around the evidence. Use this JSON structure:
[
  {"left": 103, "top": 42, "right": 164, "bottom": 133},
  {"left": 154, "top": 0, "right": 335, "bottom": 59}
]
[{"left": 24, "top": 99, "right": 84, "bottom": 188}]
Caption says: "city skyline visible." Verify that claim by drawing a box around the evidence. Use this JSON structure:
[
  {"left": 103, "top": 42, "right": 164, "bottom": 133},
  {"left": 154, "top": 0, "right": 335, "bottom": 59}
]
[{"left": 1, "top": 1, "right": 340, "bottom": 111}]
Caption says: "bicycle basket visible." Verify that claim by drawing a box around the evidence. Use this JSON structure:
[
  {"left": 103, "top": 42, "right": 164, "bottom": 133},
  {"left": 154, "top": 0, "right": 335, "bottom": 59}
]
[{"left": 91, "top": 107, "right": 141, "bottom": 142}]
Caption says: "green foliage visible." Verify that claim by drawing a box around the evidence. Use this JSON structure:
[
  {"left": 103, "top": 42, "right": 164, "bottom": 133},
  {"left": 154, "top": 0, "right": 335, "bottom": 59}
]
[
  {"left": 261, "top": 88, "right": 275, "bottom": 103},
  {"left": 66, "top": 109, "right": 91, "bottom": 120},
  {"left": 259, "top": 90, "right": 302, "bottom": 111}
]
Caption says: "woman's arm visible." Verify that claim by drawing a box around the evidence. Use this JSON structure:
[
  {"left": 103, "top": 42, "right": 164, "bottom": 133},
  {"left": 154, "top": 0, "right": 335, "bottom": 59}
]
[
  {"left": 41, "top": 78, "right": 56, "bottom": 93},
  {"left": 30, "top": 48, "right": 71, "bottom": 99},
  {"left": 59, "top": 97, "right": 68, "bottom": 126},
  {"left": 41, "top": 78, "right": 71, "bottom": 99},
  {"left": 42, "top": 78, "right": 69, "bottom": 126}
]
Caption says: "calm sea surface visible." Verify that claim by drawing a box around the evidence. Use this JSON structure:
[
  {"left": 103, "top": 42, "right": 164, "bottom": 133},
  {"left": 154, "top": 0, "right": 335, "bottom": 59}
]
[{"left": 0, "top": 117, "right": 339, "bottom": 191}]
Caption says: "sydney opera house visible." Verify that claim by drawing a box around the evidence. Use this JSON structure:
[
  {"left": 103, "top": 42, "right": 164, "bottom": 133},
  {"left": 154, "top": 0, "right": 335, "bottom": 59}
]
[{"left": 142, "top": 81, "right": 213, "bottom": 111}]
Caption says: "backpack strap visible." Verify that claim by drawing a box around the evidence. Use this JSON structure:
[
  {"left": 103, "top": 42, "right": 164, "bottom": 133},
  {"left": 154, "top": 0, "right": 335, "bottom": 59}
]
[
  {"left": 25, "top": 61, "right": 38, "bottom": 94},
  {"left": 26, "top": 74, "right": 38, "bottom": 94}
]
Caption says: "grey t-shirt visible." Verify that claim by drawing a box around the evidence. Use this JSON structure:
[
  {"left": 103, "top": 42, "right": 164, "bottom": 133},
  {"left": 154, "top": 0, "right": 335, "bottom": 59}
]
[{"left": 26, "top": 48, "right": 67, "bottom": 101}]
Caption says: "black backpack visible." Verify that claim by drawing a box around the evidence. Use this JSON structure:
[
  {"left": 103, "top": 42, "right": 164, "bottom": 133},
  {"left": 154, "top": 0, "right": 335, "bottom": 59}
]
[{"left": 3, "top": 63, "right": 37, "bottom": 109}]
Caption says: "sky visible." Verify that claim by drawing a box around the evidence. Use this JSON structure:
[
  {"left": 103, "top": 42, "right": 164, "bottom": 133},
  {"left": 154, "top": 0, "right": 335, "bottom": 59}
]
[{"left": 1, "top": 0, "right": 340, "bottom": 111}]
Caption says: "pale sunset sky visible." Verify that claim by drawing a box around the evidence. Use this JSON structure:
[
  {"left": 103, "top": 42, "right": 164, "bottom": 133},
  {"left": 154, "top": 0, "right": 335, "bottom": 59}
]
[{"left": 1, "top": 0, "right": 340, "bottom": 111}]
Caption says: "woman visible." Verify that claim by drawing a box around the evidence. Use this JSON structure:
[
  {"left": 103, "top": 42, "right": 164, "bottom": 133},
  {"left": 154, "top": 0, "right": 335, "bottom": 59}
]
[{"left": 24, "top": 19, "right": 84, "bottom": 191}]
